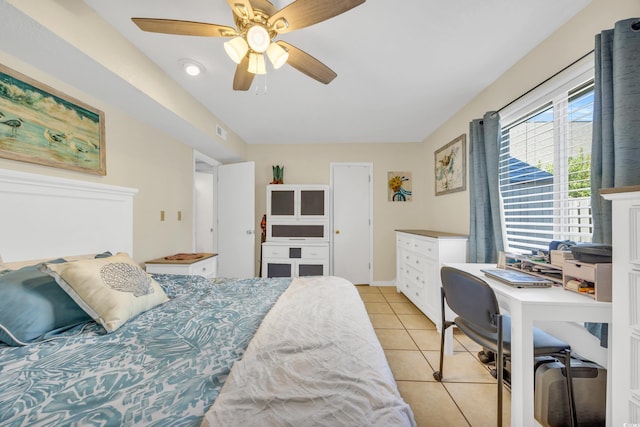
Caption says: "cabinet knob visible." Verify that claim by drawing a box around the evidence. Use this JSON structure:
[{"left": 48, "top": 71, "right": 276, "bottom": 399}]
[{"left": 335, "top": 230, "right": 340, "bottom": 234}]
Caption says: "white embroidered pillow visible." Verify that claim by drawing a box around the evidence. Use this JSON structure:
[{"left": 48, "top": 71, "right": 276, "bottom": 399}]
[{"left": 42, "top": 252, "right": 168, "bottom": 332}]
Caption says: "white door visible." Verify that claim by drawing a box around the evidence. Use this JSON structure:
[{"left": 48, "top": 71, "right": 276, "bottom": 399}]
[
  {"left": 216, "top": 162, "right": 255, "bottom": 278},
  {"left": 194, "top": 171, "right": 214, "bottom": 253},
  {"left": 331, "top": 163, "right": 372, "bottom": 284}
]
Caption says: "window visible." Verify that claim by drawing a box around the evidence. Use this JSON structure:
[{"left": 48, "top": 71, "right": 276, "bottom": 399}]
[{"left": 499, "top": 59, "right": 594, "bottom": 253}]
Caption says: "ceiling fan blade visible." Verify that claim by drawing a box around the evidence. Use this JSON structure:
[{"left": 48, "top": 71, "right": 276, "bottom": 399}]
[
  {"left": 131, "top": 18, "right": 237, "bottom": 37},
  {"left": 249, "top": 0, "right": 277, "bottom": 16},
  {"left": 268, "top": 0, "right": 365, "bottom": 34},
  {"left": 277, "top": 41, "right": 337, "bottom": 84},
  {"left": 227, "top": 0, "right": 254, "bottom": 20},
  {"left": 233, "top": 56, "right": 255, "bottom": 91}
]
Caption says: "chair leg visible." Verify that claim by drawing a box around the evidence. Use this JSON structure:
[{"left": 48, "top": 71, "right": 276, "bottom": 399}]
[
  {"left": 433, "top": 287, "right": 449, "bottom": 382},
  {"left": 496, "top": 315, "right": 503, "bottom": 427},
  {"left": 563, "top": 351, "right": 578, "bottom": 427}
]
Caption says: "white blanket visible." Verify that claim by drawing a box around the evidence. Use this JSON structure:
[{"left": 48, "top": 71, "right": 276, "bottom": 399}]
[{"left": 202, "top": 276, "right": 416, "bottom": 427}]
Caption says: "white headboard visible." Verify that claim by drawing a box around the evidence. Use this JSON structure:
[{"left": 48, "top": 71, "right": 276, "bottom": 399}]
[{"left": 0, "top": 169, "right": 138, "bottom": 263}]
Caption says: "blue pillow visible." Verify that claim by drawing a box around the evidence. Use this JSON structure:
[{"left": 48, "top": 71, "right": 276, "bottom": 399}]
[
  {"left": 0, "top": 260, "right": 91, "bottom": 346},
  {"left": 94, "top": 251, "right": 113, "bottom": 259}
]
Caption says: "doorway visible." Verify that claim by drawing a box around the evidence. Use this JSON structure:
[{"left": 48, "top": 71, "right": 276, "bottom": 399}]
[
  {"left": 330, "top": 163, "right": 373, "bottom": 285},
  {"left": 193, "top": 153, "right": 255, "bottom": 278},
  {"left": 193, "top": 151, "right": 219, "bottom": 254}
]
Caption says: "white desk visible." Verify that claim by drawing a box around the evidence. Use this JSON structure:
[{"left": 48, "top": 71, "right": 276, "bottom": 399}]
[{"left": 445, "top": 263, "right": 612, "bottom": 427}]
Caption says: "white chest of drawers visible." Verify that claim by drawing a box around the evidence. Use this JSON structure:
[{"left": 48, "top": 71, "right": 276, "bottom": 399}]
[
  {"left": 602, "top": 187, "right": 640, "bottom": 425},
  {"left": 395, "top": 230, "right": 468, "bottom": 331}
]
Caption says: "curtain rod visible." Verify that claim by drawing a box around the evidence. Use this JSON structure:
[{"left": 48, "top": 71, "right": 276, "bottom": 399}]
[{"left": 496, "top": 49, "right": 595, "bottom": 114}]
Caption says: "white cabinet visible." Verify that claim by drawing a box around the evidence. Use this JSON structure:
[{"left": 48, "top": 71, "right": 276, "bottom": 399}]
[
  {"left": 262, "top": 242, "right": 329, "bottom": 278},
  {"left": 267, "top": 184, "right": 328, "bottom": 219},
  {"left": 602, "top": 187, "right": 640, "bottom": 425},
  {"left": 395, "top": 230, "right": 468, "bottom": 331},
  {"left": 145, "top": 253, "right": 218, "bottom": 279},
  {"left": 266, "top": 184, "right": 330, "bottom": 241},
  {"left": 262, "top": 184, "right": 330, "bottom": 277}
]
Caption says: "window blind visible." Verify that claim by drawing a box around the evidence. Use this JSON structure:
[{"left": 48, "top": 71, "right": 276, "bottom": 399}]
[{"left": 499, "top": 81, "right": 594, "bottom": 253}]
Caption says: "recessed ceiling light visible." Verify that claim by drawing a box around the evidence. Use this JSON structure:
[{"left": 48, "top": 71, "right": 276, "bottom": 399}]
[{"left": 181, "top": 59, "right": 205, "bottom": 76}]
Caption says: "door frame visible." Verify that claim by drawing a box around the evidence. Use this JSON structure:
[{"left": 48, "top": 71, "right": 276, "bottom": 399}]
[
  {"left": 192, "top": 151, "right": 220, "bottom": 253},
  {"left": 330, "top": 162, "right": 373, "bottom": 285}
]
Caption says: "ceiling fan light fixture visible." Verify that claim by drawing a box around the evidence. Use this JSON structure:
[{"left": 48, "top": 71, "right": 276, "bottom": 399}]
[
  {"left": 248, "top": 53, "right": 266, "bottom": 75},
  {"left": 224, "top": 37, "right": 249, "bottom": 64},
  {"left": 266, "top": 42, "right": 288, "bottom": 69},
  {"left": 246, "top": 25, "right": 270, "bottom": 53}
]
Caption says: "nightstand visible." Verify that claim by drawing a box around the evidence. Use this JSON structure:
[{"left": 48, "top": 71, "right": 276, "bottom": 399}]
[{"left": 145, "top": 253, "right": 218, "bottom": 278}]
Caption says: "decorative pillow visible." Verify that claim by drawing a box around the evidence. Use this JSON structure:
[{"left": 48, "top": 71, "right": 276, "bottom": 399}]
[
  {"left": 0, "top": 259, "right": 91, "bottom": 346},
  {"left": 41, "top": 253, "right": 169, "bottom": 333}
]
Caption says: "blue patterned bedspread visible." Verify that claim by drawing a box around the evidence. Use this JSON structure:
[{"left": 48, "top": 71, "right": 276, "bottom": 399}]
[{"left": 0, "top": 275, "right": 291, "bottom": 427}]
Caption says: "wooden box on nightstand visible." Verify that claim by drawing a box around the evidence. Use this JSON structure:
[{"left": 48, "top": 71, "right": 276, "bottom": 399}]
[
  {"left": 562, "top": 259, "right": 612, "bottom": 302},
  {"left": 145, "top": 253, "right": 218, "bottom": 279}
]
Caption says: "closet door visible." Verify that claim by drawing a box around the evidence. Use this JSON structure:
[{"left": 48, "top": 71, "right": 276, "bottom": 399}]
[{"left": 331, "top": 163, "right": 372, "bottom": 285}]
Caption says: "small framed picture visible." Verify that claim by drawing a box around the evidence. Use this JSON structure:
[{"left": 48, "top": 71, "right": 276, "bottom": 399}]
[{"left": 388, "top": 171, "right": 412, "bottom": 202}]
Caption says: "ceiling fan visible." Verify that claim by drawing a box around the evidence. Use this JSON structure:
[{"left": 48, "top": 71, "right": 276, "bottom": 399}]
[{"left": 132, "top": 0, "right": 366, "bottom": 91}]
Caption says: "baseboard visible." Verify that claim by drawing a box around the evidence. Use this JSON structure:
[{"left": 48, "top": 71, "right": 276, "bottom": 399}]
[{"left": 370, "top": 279, "right": 397, "bottom": 287}]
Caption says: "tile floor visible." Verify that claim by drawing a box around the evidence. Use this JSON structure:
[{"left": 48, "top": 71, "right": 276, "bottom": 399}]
[{"left": 356, "top": 285, "right": 511, "bottom": 427}]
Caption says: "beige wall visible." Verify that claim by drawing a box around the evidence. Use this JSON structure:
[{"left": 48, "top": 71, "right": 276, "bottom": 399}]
[
  {"left": 2, "top": 0, "right": 635, "bottom": 279},
  {"left": 421, "top": 0, "right": 639, "bottom": 235},
  {"left": 249, "top": 0, "right": 639, "bottom": 282},
  {"left": 248, "top": 142, "right": 431, "bottom": 282},
  {"left": 0, "top": 52, "right": 195, "bottom": 264}
]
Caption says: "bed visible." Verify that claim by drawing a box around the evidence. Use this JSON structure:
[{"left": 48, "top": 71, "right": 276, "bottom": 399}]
[{"left": 0, "top": 169, "right": 415, "bottom": 427}]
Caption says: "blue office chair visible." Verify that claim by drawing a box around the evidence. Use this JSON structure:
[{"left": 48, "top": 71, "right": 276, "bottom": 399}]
[{"left": 433, "top": 266, "right": 578, "bottom": 427}]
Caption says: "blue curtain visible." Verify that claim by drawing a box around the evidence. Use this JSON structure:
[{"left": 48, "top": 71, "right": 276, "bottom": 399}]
[
  {"left": 588, "top": 17, "right": 640, "bottom": 348},
  {"left": 468, "top": 111, "right": 504, "bottom": 263},
  {"left": 591, "top": 17, "right": 640, "bottom": 244}
]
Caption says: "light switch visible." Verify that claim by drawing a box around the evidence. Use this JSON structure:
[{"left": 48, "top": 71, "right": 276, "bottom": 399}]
[{"left": 160, "top": 210, "right": 165, "bottom": 221}]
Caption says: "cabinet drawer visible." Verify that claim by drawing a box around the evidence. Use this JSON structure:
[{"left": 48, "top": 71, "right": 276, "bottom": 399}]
[
  {"left": 404, "top": 265, "right": 426, "bottom": 287},
  {"left": 398, "top": 235, "right": 413, "bottom": 250},
  {"left": 563, "top": 260, "right": 596, "bottom": 282},
  {"left": 301, "top": 245, "right": 329, "bottom": 259},
  {"left": 414, "top": 238, "right": 438, "bottom": 258},
  {"left": 188, "top": 257, "right": 217, "bottom": 278},
  {"left": 263, "top": 244, "right": 328, "bottom": 259},
  {"left": 403, "top": 252, "right": 428, "bottom": 271},
  {"left": 263, "top": 245, "right": 289, "bottom": 258}
]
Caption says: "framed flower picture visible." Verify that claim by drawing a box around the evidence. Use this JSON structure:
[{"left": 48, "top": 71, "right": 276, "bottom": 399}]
[
  {"left": 435, "top": 134, "right": 466, "bottom": 196},
  {"left": 388, "top": 171, "right": 412, "bottom": 202}
]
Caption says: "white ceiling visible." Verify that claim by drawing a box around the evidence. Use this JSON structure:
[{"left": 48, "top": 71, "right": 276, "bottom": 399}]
[{"left": 2, "top": 0, "right": 592, "bottom": 154}]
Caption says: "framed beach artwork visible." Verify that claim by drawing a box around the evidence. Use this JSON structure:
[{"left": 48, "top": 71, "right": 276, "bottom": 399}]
[
  {"left": 0, "top": 64, "right": 105, "bottom": 175},
  {"left": 435, "top": 134, "right": 466, "bottom": 196},
  {"left": 388, "top": 171, "right": 412, "bottom": 202}
]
